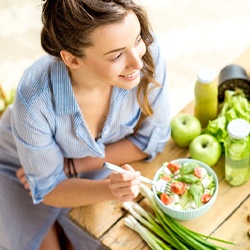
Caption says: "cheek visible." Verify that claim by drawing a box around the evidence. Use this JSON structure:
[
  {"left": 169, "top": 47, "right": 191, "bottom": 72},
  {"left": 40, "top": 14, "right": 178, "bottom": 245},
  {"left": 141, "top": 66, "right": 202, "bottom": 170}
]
[{"left": 94, "top": 62, "right": 122, "bottom": 79}]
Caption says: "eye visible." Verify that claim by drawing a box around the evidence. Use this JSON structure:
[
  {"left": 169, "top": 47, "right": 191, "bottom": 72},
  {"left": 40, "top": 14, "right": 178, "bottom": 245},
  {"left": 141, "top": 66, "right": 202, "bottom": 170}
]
[
  {"left": 135, "top": 35, "right": 142, "bottom": 46},
  {"left": 110, "top": 53, "right": 122, "bottom": 62}
]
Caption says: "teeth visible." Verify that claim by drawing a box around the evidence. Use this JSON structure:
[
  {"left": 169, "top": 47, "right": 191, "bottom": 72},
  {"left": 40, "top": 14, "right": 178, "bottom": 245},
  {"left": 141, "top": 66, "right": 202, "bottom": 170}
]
[{"left": 121, "top": 71, "right": 138, "bottom": 78}]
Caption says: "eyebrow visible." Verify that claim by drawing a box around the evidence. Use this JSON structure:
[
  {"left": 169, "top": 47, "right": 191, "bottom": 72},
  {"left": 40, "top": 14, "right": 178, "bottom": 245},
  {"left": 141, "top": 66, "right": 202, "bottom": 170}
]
[
  {"left": 104, "top": 47, "right": 126, "bottom": 55},
  {"left": 104, "top": 33, "right": 141, "bottom": 55}
]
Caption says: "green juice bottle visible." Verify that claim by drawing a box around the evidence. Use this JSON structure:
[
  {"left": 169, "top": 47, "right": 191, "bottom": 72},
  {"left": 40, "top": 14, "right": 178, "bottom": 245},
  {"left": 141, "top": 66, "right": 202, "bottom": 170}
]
[
  {"left": 194, "top": 68, "right": 218, "bottom": 128},
  {"left": 225, "top": 119, "right": 250, "bottom": 186}
]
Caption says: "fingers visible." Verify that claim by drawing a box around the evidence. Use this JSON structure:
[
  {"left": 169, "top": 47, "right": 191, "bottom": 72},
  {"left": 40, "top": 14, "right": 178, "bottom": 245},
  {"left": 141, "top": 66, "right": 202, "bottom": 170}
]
[
  {"left": 16, "top": 167, "right": 25, "bottom": 179},
  {"left": 16, "top": 167, "right": 31, "bottom": 191},
  {"left": 122, "top": 164, "right": 136, "bottom": 172},
  {"left": 109, "top": 164, "right": 141, "bottom": 202},
  {"left": 119, "top": 185, "right": 140, "bottom": 202}
]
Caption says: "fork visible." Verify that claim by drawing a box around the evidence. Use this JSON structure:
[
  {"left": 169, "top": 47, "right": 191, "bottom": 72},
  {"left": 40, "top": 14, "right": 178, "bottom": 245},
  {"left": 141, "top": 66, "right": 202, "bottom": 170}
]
[{"left": 103, "top": 162, "right": 171, "bottom": 194}]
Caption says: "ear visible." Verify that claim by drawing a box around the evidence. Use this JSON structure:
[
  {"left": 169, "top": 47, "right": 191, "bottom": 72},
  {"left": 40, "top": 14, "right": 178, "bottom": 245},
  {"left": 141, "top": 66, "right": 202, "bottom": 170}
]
[{"left": 60, "top": 50, "right": 82, "bottom": 69}]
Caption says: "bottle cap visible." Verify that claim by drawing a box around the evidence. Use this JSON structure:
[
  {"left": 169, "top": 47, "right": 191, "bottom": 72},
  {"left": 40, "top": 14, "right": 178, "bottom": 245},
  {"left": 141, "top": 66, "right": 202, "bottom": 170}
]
[
  {"left": 197, "top": 67, "right": 216, "bottom": 84},
  {"left": 227, "top": 119, "right": 250, "bottom": 139}
]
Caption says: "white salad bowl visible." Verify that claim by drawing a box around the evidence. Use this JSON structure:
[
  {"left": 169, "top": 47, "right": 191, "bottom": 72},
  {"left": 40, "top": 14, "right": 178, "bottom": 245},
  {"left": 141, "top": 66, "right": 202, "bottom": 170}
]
[{"left": 153, "top": 158, "right": 218, "bottom": 221}]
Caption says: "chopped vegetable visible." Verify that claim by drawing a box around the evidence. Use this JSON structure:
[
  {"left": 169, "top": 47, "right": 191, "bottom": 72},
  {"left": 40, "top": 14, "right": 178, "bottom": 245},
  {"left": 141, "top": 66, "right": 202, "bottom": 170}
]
[
  {"left": 194, "top": 167, "right": 203, "bottom": 178},
  {"left": 123, "top": 184, "right": 235, "bottom": 250},
  {"left": 167, "top": 162, "right": 180, "bottom": 173},
  {"left": 160, "top": 193, "right": 173, "bottom": 205},
  {"left": 156, "top": 161, "right": 215, "bottom": 210},
  {"left": 170, "top": 181, "right": 187, "bottom": 195},
  {"left": 201, "top": 193, "right": 212, "bottom": 204},
  {"left": 189, "top": 184, "right": 202, "bottom": 207}
]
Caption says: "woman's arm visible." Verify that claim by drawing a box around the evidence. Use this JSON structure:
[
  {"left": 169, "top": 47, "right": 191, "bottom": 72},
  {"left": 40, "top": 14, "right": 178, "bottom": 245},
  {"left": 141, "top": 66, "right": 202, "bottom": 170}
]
[
  {"left": 17, "top": 161, "right": 142, "bottom": 208},
  {"left": 43, "top": 164, "right": 141, "bottom": 208}
]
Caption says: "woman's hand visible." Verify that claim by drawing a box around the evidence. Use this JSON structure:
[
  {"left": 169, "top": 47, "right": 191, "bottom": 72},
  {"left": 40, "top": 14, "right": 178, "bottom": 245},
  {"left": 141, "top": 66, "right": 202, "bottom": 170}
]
[
  {"left": 109, "top": 164, "right": 141, "bottom": 202},
  {"left": 16, "top": 167, "right": 31, "bottom": 195}
]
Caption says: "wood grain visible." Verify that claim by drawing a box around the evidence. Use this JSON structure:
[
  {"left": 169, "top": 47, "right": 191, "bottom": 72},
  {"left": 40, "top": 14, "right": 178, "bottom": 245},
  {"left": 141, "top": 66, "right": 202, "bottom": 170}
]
[{"left": 69, "top": 47, "right": 250, "bottom": 249}]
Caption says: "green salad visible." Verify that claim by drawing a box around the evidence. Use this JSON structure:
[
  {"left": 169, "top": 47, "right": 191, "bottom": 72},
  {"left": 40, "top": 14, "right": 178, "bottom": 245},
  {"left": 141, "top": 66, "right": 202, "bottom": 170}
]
[{"left": 156, "top": 161, "right": 216, "bottom": 210}]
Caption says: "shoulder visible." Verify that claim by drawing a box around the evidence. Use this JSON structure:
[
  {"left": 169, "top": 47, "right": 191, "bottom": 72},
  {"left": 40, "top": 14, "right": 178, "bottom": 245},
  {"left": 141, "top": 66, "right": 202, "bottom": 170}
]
[
  {"left": 16, "top": 55, "right": 59, "bottom": 104},
  {"left": 148, "top": 35, "right": 164, "bottom": 64},
  {"left": 150, "top": 35, "right": 168, "bottom": 84}
]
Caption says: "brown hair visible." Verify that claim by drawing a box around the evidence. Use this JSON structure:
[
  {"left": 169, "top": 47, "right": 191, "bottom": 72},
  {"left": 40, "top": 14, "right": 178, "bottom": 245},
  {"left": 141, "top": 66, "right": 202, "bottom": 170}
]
[{"left": 41, "top": 0, "right": 160, "bottom": 124}]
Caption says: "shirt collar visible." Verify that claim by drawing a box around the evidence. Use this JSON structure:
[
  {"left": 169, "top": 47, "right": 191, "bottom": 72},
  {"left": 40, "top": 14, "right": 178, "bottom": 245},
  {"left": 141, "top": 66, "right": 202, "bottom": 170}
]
[{"left": 50, "top": 60, "right": 79, "bottom": 115}]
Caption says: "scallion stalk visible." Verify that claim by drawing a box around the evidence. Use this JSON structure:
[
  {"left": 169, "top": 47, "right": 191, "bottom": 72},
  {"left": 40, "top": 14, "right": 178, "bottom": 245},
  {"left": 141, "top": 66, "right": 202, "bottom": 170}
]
[
  {"left": 125, "top": 215, "right": 170, "bottom": 250},
  {"left": 140, "top": 184, "right": 233, "bottom": 250},
  {"left": 123, "top": 202, "right": 179, "bottom": 248}
]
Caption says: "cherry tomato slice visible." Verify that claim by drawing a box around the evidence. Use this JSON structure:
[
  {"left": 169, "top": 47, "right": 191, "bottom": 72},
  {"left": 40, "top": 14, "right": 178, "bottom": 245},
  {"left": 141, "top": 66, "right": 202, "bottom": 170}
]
[
  {"left": 160, "top": 176, "right": 171, "bottom": 182},
  {"left": 160, "top": 193, "right": 173, "bottom": 205},
  {"left": 194, "top": 167, "right": 203, "bottom": 178},
  {"left": 201, "top": 193, "right": 212, "bottom": 204},
  {"left": 171, "top": 182, "right": 187, "bottom": 195},
  {"left": 167, "top": 162, "right": 180, "bottom": 173}
]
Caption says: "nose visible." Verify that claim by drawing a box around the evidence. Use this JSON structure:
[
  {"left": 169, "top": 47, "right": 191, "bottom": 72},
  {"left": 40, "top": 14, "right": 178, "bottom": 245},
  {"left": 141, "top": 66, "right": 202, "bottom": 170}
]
[{"left": 126, "top": 49, "right": 144, "bottom": 70}]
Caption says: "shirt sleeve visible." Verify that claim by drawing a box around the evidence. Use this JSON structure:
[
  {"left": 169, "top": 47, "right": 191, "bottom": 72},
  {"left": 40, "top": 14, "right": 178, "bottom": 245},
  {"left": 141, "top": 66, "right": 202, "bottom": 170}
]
[
  {"left": 11, "top": 69, "right": 67, "bottom": 204},
  {"left": 127, "top": 40, "right": 171, "bottom": 160}
]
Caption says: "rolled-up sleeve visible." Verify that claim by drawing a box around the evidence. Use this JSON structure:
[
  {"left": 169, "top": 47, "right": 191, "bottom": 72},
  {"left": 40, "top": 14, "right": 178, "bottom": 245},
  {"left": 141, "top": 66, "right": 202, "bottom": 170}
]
[
  {"left": 128, "top": 41, "right": 171, "bottom": 160},
  {"left": 11, "top": 71, "right": 66, "bottom": 204}
]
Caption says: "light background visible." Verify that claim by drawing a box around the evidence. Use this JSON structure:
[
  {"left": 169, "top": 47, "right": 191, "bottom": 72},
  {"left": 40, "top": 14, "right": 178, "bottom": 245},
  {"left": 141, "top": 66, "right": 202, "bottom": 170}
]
[{"left": 1, "top": 0, "right": 250, "bottom": 116}]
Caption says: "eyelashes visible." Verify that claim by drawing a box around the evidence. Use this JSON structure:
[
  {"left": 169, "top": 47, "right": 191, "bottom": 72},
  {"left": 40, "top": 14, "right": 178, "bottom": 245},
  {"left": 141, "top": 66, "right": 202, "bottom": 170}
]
[{"left": 110, "top": 35, "right": 143, "bottom": 62}]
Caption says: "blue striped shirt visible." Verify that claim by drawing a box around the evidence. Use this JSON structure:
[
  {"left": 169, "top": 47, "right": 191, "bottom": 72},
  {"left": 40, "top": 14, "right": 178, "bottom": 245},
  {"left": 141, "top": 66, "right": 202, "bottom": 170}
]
[{"left": 0, "top": 41, "right": 171, "bottom": 204}]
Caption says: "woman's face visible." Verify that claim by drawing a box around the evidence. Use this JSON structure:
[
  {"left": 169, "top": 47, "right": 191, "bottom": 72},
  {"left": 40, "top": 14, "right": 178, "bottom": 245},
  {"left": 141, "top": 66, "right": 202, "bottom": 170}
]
[{"left": 78, "top": 11, "right": 146, "bottom": 90}]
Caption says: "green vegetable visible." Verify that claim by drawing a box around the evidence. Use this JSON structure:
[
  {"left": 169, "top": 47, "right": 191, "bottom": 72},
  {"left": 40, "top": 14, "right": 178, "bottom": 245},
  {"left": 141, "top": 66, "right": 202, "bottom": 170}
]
[
  {"left": 189, "top": 184, "right": 203, "bottom": 207},
  {"left": 123, "top": 184, "right": 234, "bottom": 250},
  {"left": 179, "top": 191, "right": 191, "bottom": 209},
  {"left": 123, "top": 201, "right": 178, "bottom": 249},
  {"left": 205, "top": 89, "right": 250, "bottom": 152},
  {"left": 177, "top": 174, "right": 200, "bottom": 184},
  {"left": 179, "top": 162, "right": 196, "bottom": 175},
  {"left": 125, "top": 215, "right": 171, "bottom": 250}
]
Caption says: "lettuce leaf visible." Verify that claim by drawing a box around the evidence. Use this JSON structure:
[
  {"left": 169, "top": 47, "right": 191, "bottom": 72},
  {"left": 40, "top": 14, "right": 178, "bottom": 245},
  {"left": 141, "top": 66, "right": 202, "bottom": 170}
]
[{"left": 204, "top": 89, "right": 250, "bottom": 152}]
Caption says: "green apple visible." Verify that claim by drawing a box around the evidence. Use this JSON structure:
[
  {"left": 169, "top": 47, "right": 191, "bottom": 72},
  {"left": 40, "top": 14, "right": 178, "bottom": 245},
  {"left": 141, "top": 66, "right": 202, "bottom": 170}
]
[
  {"left": 171, "top": 113, "right": 202, "bottom": 147},
  {"left": 189, "top": 134, "right": 221, "bottom": 166}
]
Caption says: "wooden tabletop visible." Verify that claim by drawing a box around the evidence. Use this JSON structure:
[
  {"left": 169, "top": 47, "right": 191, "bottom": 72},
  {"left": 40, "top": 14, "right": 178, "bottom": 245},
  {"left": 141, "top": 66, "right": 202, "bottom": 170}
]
[{"left": 69, "top": 47, "right": 250, "bottom": 250}]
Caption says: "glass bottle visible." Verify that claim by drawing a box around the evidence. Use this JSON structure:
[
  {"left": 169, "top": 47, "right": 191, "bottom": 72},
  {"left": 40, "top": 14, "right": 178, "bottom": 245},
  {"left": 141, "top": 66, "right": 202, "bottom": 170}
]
[
  {"left": 194, "top": 67, "right": 218, "bottom": 128},
  {"left": 225, "top": 119, "right": 250, "bottom": 186}
]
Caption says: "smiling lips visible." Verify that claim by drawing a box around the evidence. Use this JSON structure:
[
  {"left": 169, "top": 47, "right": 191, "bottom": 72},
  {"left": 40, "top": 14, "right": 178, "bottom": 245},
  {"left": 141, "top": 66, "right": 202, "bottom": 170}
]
[{"left": 119, "top": 70, "right": 140, "bottom": 80}]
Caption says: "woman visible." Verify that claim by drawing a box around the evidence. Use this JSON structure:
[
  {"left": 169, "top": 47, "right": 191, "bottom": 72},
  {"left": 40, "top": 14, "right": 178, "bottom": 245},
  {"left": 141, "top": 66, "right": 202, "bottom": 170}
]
[{"left": 0, "top": 0, "right": 170, "bottom": 249}]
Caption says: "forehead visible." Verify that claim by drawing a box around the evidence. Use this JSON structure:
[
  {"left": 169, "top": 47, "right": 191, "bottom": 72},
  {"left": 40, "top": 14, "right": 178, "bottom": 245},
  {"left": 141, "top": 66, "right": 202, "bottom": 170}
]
[{"left": 88, "top": 11, "right": 141, "bottom": 54}]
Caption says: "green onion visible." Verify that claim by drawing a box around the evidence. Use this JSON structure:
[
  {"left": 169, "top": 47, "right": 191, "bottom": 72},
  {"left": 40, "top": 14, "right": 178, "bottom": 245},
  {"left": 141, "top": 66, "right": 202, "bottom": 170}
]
[
  {"left": 123, "top": 184, "right": 235, "bottom": 250},
  {"left": 123, "top": 202, "right": 180, "bottom": 249},
  {"left": 125, "top": 215, "right": 171, "bottom": 250}
]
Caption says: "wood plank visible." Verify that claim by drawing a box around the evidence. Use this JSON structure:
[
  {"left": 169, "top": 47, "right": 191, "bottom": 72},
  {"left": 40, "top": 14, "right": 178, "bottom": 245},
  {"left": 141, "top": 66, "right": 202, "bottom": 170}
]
[
  {"left": 100, "top": 198, "right": 154, "bottom": 250},
  {"left": 210, "top": 196, "right": 250, "bottom": 250},
  {"left": 100, "top": 217, "right": 148, "bottom": 250},
  {"left": 69, "top": 200, "right": 125, "bottom": 239}
]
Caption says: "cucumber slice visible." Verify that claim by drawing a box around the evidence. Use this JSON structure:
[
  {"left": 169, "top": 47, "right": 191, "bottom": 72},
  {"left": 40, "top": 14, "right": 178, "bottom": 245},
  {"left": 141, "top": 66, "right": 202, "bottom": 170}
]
[
  {"left": 226, "top": 168, "right": 248, "bottom": 186},
  {"left": 228, "top": 142, "right": 247, "bottom": 158}
]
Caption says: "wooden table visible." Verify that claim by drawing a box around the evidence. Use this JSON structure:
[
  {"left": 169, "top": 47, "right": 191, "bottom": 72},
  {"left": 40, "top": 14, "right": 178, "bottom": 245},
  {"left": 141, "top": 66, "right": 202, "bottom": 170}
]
[{"left": 69, "top": 47, "right": 250, "bottom": 250}]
